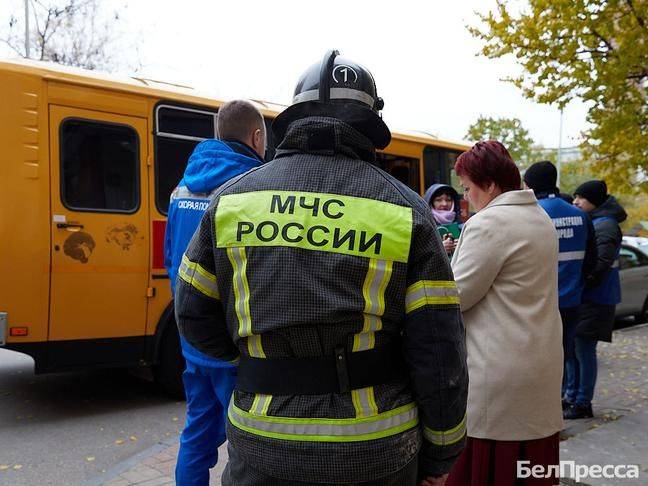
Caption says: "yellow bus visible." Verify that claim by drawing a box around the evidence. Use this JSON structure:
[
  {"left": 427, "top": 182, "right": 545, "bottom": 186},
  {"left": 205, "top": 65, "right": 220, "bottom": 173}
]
[{"left": 0, "top": 59, "right": 469, "bottom": 394}]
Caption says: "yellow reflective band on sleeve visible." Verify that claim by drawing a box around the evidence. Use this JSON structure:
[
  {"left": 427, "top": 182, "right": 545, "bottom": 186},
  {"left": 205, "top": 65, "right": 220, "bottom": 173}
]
[
  {"left": 178, "top": 254, "right": 220, "bottom": 300},
  {"left": 215, "top": 191, "right": 412, "bottom": 262},
  {"left": 405, "top": 280, "right": 459, "bottom": 313},
  {"left": 228, "top": 400, "right": 418, "bottom": 442},
  {"left": 423, "top": 414, "right": 467, "bottom": 446}
]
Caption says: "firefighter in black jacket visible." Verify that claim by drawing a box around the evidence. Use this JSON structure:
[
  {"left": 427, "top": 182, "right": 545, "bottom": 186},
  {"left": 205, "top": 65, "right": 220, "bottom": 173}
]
[{"left": 175, "top": 50, "right": 468, "bottom": 485}]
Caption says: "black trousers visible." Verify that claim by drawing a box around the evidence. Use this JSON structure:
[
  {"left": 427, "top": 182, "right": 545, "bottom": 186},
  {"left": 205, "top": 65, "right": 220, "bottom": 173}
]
[{"left": 221, "top": 442, "right": 419, "bottom": 486}]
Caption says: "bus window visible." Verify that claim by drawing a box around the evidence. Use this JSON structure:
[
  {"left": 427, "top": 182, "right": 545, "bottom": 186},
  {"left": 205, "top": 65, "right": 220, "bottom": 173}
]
[
  {"left": 376, "top": 153, "right": 420, "bottom": 193},
  {"left": 423, "top": 146, "right": 462, "bottom": 189},
  {"left": 155, "top": 105, "right": 217, "bottom": 213},
  {"left": 61, "top": 119, "right": 139, "bottom": 212}
]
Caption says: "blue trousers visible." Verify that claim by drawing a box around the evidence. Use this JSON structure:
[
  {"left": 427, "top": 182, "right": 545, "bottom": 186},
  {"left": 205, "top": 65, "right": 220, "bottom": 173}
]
[
  {"left": 175, "top": 360, "right": 237, "bottom": 486},
  {"left": 563, "top": 335, "right": 598, "bottom": 406}
]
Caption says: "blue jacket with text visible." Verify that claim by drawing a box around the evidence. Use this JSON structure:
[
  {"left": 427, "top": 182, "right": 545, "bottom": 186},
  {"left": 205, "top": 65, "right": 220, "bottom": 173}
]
[
  {"left": 537, "top": 194, "right": 596, "bottom": 308},
  {"left": 164, "top": 139, "right": 262, "bottom": 367}
]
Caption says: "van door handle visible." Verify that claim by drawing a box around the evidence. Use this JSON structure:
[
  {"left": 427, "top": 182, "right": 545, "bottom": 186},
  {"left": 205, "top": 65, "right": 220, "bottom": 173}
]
[{"left": 56, "top": 222, "right": 84, "bottom": 230}]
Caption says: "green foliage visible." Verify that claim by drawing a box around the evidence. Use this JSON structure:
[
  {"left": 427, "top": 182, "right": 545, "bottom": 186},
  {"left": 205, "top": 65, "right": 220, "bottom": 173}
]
[
  {"left": 469, "top": 0, "right": 648, "bottom": 194},
  {"left": 465, "top": 116, "right": 539, "bottom": 169},
  {"left": 559, "top": 159, "right": 600, "bottom": 195},
  {"left": 559, "top": 158, "right": 646, "bottom": 231},
  {"left": 619, "top": 191, "right": 648, "bottom": 231}
]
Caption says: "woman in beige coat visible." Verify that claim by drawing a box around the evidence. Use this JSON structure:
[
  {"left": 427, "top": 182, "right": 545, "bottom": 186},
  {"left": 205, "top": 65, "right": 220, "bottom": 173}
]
[{"left": 445, "top": 141, "right": 563, "bottom": 486}]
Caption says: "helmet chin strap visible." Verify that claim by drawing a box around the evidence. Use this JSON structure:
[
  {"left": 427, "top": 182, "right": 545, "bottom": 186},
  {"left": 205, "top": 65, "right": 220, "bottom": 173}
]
[{"left": 318, "top": 50, "right": 339, "bottom": 103}]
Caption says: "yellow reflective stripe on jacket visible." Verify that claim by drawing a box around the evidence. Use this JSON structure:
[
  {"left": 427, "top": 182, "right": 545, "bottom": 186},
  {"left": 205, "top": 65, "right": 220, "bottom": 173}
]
[
  {"left": 405, "top": 280, "right": 459, "bottom": 313},
  {"left": 351, "top": 388, "right": 379, "bottom": 418},
  {"left": 215, "top": 190, "right": 413, "bottom": 262},
  {"left": 178, "top": 254, "right": 220, "bottom": 300},
  {"left": 250, "top": 393, "right": 272, "bottom": 416},
  {"left": 351, "top": 258, "right": 393, "bottom": 418},
  {"left": 423, "top": 414, "right": 467, "bottom": 446},
  {"left": 227, "top": 247, "right": 265, "bottom": 358},
  {"left": 354, "top": 259, "right": 393, "bottom": 352},
  {"left": 228, "top": 400, "right": 418, "bottom": 442}
]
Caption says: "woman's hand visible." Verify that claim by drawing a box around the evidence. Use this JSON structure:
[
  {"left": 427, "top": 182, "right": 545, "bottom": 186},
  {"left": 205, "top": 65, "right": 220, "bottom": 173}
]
[
  {"left": 420, "top": 473, "right": 449, "bottom": 486},
  {"left": 443, "top": 235, "right": 456, "bottom": 254}
]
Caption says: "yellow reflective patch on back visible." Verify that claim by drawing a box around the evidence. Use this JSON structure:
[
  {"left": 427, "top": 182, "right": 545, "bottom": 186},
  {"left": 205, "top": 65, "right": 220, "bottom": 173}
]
[{"left": 215, "top": 191, "right": 412, "bottom": 262}]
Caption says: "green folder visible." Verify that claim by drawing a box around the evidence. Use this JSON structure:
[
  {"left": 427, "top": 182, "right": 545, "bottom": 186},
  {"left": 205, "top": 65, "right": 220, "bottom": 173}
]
[{"left": 437, "top": 222, "right": 461, "bottom": 240}]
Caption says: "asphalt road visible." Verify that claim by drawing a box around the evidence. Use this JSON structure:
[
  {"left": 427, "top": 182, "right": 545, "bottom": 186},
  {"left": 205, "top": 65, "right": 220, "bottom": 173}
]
[{"left": 0, "top": 349, "right": 185, "bottom": 486}]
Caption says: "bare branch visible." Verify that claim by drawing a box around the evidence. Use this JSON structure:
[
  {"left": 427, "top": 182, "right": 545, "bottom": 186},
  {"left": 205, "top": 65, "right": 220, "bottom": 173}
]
[
  {"left": 590, "top": 28, "right": 615, "bottom": 53},
  {"left": 1, "top": 38, "right": 26, "bottom": 57}
]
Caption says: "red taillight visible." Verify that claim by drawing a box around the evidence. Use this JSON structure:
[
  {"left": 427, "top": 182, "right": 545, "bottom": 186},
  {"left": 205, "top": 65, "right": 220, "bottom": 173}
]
[
  {"left": 152, "top": 220, "right": 167, "bottom": 270},
  {"left": 10, "top": 327, "right": 28, "bottom": 337}
]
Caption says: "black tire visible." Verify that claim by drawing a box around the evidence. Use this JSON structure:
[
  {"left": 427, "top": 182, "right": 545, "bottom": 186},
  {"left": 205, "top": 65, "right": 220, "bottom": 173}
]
[
  {"left": 154, "top": 319, "right": 186, "bottom": 400},
  {"left": 634, "top": 295, "right": 648, "bottom": 324}
]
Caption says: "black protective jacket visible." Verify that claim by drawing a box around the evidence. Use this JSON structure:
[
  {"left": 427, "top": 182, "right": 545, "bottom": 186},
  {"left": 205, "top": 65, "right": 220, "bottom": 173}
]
[
  {"left": 175, "top": 116, "right": 468, "bottom": 483},
  {"left": 585, "top": 195, "right": 627, "bottom": 289}
]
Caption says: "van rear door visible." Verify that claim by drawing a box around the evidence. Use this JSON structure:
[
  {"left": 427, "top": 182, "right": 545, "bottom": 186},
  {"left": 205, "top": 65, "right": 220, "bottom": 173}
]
[{"left": 48, "top": 105, "right": 149, "bottom": 367}]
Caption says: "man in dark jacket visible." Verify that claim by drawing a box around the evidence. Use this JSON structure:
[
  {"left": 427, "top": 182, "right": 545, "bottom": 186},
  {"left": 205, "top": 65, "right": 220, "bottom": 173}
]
[
  {"left": 523, "top": 161, "right": 597, "bottom": 415},
  {"left": 165, "top": 100, "right": 265, "bottom": 485},
  {"left": 174, "top": 50, "right": 468, "bottom": 485},
  {"left": 569, "top": 180, "right": 627, "bottom": 419}
]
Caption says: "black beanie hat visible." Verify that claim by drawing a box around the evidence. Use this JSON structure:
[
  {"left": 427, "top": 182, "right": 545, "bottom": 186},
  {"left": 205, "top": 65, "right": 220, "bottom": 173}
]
[
  {"left": 574, "top": 180, "right": 608, "bottom": 207},
  {"left": 524, "top": 161, "right": 557, "bottom": 193}
]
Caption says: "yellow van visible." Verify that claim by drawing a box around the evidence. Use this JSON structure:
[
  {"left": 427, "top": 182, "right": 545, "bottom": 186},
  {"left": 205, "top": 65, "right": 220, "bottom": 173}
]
[{"left": 0, "top": 59, "right": 469, "bottom": 394}]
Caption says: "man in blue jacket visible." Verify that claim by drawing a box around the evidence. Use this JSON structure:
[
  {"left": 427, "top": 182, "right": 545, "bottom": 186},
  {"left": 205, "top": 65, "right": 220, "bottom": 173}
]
[
  {"left": 569, "top": 180, "right": 626, "bottom": 419},
  {"left": 164, "top": 99, "right": 265, "bottom": 485},
  {"left": 523, "top": 161, "right": 597, "bottom": 417}
]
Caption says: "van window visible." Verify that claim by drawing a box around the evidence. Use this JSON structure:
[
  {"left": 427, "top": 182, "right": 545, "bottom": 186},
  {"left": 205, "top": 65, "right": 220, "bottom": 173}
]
[
  {"left": 60, "top": 119, "right": 139, "bottom": 212},
  {"left": 155, "top": 105, "right": 217, "bottom": 214},
  {"left": 376, "top": 153, "right": 420, "bottom": 193}
]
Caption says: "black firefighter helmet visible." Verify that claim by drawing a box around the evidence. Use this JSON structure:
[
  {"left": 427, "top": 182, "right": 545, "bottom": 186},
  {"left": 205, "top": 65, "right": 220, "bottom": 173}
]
[{"left": 272, "top": 50, "right": 391, "bottom": 149}]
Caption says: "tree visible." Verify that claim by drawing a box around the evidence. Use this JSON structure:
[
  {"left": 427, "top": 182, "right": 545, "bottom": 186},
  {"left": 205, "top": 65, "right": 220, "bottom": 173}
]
[
  {"left": 469, "top": 0, "right": 647, "bottom": 194},
  {"left": 2, "top": 0, "right": 135, "bottom": 72},
  {"left": 465, "top": 116, "right": 542, "bottom": 169}
]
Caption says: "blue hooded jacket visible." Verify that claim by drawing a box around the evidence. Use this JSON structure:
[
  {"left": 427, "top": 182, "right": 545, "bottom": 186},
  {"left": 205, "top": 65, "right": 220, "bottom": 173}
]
[{"left": 164, "top": 139, "right": 262, "bottom": 368}]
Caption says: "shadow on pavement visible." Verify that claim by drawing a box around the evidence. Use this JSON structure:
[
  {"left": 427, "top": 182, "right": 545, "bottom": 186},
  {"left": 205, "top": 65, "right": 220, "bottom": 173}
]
[{"left": 0, "top": 348, "right": 180, "bottom": 428}]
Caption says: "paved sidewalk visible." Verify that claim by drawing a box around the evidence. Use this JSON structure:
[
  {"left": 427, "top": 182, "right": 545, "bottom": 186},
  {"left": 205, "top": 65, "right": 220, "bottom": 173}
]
[
  {"left": 89, "top": 323, "right": 648, "bottom": 486},
  {"left": 559, "top": 323, "right": 648, "bottom": 485},
  {"left": 89, "top": 442, "right": 227, "bottom": 486}
]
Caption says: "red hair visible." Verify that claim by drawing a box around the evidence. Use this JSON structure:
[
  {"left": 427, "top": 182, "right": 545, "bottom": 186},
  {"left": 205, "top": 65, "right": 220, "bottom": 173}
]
[{"left": 454, "top": 141, "right": 521, "bottom": 193}]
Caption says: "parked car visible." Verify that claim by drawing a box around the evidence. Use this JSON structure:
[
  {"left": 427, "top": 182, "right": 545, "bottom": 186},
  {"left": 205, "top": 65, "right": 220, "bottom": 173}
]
[
  {"left": 623, "top": 236, "right": 648, "bottom": 251},
  {"left": 617, "top": 244, "right": 648, "bottom": 322}
]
